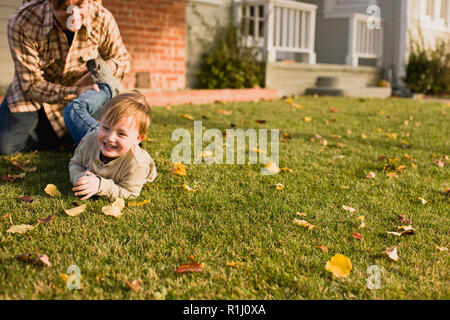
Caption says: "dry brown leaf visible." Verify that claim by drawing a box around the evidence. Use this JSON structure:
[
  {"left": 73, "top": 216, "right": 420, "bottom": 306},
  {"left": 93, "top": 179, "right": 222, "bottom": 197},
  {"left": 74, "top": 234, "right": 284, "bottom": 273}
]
[
  {"left": 124, "top": 279, "right": 142, "bottom": 292},
  {"left": 37, "top": 215, "right": 54, "bottom": 224},
  {"left": 383, "top": 246, "right": 399, "bottom": 261},
  {"left": 314, "top": 245, "right": 328, "bottom": 252},
  {"left": 433, "top": 159, "right": 447, "bottom": 167},
  {"left": 33, "top": 254, "right": 51, "bottom": 267},
  {"left": 351, "top": 232, "right": 364, "bottom": 241},
  {"left": 18, "top": 195, "right": 33, "bottom": 203},
  {"left": 356, "top": 216, "right": 366, "bottom": 229},
  {"left": 44, "top": 184, "right": 62, "bottom": 197},
  {"left": 65, "top": 204, "right": 86, "bottom": 217},
  {"left": 2, "top": 172, "right": 26, "bottom": 182},
  {"left": 386, "top": 231, "right": 403, "bottom": 237},
  {"left": 175, "top": 255, "right": 205, "bottom": 274},
  {"left": 398, "top": 225, "right": 416, "bottom": 235},
  {"left": 14, "top": 252, "right": 33, "bottom": 262},
  {"left": 293, "top": 218, "right": 316, "bottom": 230},
  {"left": 398, "top": 214, "right": 412, "bottom": 225},
  {"left": 342, "top": 205, "right": 356, "bottom": 213},
  {"left": 11, "top": 160, "right": 37, "bottom": 172},
  {"left": 217, "top": 109, "right": 232, "bottom": 115},
  {"left": 364, "top": 172, "right": 376, "bottom": 179}
]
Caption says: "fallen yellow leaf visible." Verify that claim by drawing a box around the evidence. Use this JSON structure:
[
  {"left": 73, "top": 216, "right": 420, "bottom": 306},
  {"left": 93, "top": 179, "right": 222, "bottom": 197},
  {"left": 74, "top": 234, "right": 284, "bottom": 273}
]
[
  {"left": 226, "top": 261, "right": 245, "bottom": 267},
  {"left": 102, "top": 198, "right": 125, "bottom": 218},
  {"left": 342, "top": 205, "right": 356, "bottom": 213},
  {"left": 64, "top": 204, "right": 86, "bottom": 217},
  {"left": 265, "top": 162, "right": 280, "bottom": 174},
  {"left": 275, "top": 183, "right": 285, "bottom": 190},
  {"left": 435, "top": 246, "right": 448, "bottom": 252},
  {"left": 304, "top": 117, "right": 312, "bottom": 122},
  {"left": 7, "top": 224, "right": 35, "bottom": 234},
  {"left": 357, "top": 216, "right": 366, "bottom": 229},
  {"left": 325, "top": 254, "right": 352, "bottom": 278},
  {"left": 179, "top": 113, "right": 194, "bottom": 120},
  {"left": 293, "top": 218, "right": 316, "bottom": 230},
  {"left": 184, "top": 184, "right": 196, "bottom": 192},
  {"left": 128, "top": 200, "right": 150, "bottom": 207},
  {"left": 170, "top": 163, "right": 187, "bottom": 176},
  {"left": 418, "top": 197, "right": 427, "bottom": 204},
  {"left": 44, "top": 184, "right": 62, "bottom": 197}
]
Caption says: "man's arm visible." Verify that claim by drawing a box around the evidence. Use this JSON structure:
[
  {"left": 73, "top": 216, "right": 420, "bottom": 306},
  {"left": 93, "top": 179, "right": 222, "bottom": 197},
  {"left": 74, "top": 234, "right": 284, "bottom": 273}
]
[
  {"left": 98, "top": 8, "right": 131, "bottom": 80},
  {"left": 7, "top": 20, "right": 81, "bottom": 104}
]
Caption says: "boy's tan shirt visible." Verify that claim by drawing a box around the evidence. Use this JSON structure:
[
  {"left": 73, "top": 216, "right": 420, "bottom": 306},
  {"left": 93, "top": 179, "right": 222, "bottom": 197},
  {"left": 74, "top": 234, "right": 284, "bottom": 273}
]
[{"left": 69, "top": 131, "right": 157, "bottom": 199}]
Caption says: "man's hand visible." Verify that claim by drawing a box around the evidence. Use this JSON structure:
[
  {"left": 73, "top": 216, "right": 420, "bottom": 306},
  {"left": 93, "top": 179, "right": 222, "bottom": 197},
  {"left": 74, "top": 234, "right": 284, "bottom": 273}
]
[
  {"left": 73, "top": 171, "right": 101, "bottom": 200},
  {"left": 73, "top": 71, "right": 94, "bottom": 87},
  {"left": 77, "top": 84, "right": 100, "bottom": 96}
]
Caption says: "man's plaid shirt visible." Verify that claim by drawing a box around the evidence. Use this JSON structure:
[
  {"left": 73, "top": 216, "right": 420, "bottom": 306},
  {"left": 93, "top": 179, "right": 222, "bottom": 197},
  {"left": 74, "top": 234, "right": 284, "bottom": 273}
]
[{"left": 6, "top": 0, "right": 131, "bottom": 137}]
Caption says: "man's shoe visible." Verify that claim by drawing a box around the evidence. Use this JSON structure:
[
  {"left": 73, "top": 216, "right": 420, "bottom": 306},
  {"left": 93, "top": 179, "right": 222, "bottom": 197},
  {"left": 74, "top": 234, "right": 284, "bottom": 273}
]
[{"left": 86, "top": 59, "right": 121, "bottom": 97}]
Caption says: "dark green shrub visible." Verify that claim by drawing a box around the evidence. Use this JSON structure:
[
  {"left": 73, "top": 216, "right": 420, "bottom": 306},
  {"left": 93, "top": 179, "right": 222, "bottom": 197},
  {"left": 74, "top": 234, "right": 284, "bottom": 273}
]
[
  {"left": 404, "top": 35, "right": 450, "bottom": 94},
  {"left": 197, "top": 19, "right": 265, "bottom": 89}
]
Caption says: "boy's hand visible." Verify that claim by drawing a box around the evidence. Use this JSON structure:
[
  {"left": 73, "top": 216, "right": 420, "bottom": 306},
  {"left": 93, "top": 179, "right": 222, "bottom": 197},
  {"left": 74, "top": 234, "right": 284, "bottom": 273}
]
[{"left": 73, "top": 171, "right": 101, "bottom": 200}]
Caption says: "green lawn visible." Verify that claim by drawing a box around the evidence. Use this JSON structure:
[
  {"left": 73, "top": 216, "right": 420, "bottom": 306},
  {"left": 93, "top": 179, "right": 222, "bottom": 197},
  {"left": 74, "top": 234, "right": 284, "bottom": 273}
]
[{"left": 0, "top": 96, "right": 448, "bottom": 299}]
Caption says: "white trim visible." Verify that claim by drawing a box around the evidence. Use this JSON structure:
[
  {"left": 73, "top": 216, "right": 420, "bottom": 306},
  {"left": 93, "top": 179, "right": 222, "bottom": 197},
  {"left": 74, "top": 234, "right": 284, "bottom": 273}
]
[
  {"left": 324, "top": 0, "right": 377, "bottom": 18},
  {"left": 187, "top": 0, "right": 224, "bottom": 6},
  {"left": 419, "top": 0, "right": 450, "bottom": 31},
  {"left": 397, "top": 0, "right": 408, "bottom": 84}
]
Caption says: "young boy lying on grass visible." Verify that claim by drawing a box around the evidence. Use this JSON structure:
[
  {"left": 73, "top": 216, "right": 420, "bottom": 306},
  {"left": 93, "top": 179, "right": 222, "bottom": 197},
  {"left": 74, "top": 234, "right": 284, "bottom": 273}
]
[{"left": 69, "top": 91, "right": 157, "bottom": 200}]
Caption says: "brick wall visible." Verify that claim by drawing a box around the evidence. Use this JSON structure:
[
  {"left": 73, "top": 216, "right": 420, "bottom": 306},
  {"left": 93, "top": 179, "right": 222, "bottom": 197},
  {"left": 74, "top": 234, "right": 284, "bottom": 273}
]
[{"left": 103, "top": 0, "right": 186, "bottom": 90}]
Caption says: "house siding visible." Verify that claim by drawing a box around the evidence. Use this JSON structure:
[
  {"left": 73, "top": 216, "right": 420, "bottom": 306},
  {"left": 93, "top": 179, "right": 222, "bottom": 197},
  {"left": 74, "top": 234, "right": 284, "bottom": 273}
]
[
  {"left": 185, "top": 0, "right": 231, "bottom": 89},
  {"left": 303, "top": 0, "right": 349, "bottom": 64},
  {"left": 377, "top": 0, "right": 401, "bottom": 78},
  {"left": 0, "top": 0, "right": 22, "bottom": 91}
]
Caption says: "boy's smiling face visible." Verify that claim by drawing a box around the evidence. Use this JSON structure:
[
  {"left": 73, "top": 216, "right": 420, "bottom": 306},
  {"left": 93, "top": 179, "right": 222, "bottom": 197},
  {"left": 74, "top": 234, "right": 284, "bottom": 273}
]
[{"left": 97, "top": 116, "right": 145, "bottom": 159}]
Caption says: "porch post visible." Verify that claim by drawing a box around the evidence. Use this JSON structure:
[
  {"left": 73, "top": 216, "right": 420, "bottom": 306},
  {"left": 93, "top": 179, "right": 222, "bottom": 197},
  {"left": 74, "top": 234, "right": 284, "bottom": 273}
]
[
  {"left": 266, "top": 0, "right": 276, "bottom": 62},
  {"left": 308, "top": 7, "right": 317, "bottom": 64},
  {"left": 345, "top": 14, "right": 358, "bottom": 66}
]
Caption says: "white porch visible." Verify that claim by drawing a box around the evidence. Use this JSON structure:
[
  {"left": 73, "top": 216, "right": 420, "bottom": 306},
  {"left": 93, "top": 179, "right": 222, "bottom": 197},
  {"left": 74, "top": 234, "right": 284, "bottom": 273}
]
[{"left": 233, "top": 0, "right": 317, "bottom": 64}]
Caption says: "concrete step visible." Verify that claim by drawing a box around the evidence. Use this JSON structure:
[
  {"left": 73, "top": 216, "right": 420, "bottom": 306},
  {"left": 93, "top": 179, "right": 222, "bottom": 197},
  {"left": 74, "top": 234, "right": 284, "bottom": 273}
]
[
  {"left": 306, "top": 86, "right": 392, "bottom": 98},
  {"left": 316, "top": 77, "right": 340, "bottom": 88}
]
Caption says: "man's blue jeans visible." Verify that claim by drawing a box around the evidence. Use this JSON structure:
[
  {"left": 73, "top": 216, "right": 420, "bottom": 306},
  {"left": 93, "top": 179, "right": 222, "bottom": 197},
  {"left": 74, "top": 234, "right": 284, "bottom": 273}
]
[
  {"left": 0, "top": 96, "right": 61, "bottom": 155},
  {"left": 63, "top": 82, "right": 112, "bottom": 145}
]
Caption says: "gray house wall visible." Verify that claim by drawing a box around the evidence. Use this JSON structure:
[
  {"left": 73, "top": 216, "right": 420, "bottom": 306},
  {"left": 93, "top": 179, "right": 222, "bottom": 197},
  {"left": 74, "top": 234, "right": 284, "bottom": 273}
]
[
  {"left": 302, "top": 0, "right": 349, "bottom": 64},
  {"left": 0, "top": 0, "right": 22, "bottom": 92},
  {"left": 185, "top": 0, "right": 231, "bottom": 89}
]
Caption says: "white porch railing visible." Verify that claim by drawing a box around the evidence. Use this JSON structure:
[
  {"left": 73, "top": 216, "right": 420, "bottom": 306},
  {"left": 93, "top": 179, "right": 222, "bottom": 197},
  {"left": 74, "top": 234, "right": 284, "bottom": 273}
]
[
  {"left": 234, "top": 0, "right": 317, "bottom": 64},
  {"left": 346, "top": 13, "right": 384, "bottom": 67}
]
